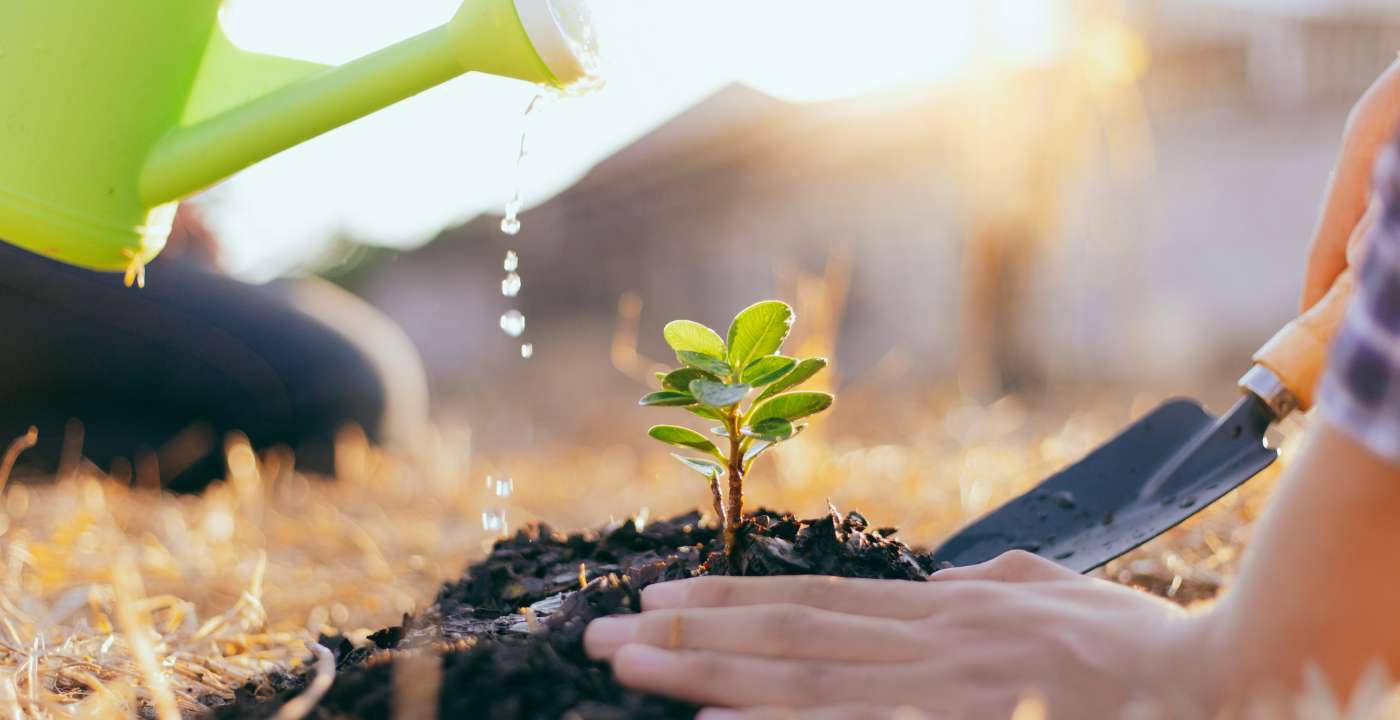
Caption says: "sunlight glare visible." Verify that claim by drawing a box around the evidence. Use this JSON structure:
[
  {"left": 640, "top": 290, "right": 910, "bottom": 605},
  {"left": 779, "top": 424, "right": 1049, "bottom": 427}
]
[{"left": 210, "top": 0, "right": 1072, "bottom": 278}]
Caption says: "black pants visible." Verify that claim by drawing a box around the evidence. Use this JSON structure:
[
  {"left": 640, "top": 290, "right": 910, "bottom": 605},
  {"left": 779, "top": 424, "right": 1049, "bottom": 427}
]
[{"left": 0, "top": 243, "right": 425, "bottom": 491}]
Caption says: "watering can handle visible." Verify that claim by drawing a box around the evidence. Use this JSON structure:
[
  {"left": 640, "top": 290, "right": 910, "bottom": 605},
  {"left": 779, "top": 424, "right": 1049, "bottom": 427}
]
[{"left": 1246, "top": 267, "right": 1358, "bottom": 415}]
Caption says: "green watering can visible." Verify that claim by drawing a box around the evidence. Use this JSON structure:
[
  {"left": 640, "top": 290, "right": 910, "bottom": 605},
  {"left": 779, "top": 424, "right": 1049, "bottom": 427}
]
[{"left": 0, "top": 0, "right": 598, "bottom": 283}]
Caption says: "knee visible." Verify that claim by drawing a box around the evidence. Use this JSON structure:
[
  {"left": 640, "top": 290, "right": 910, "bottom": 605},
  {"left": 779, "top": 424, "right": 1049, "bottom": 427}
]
[{"left": 280, "top": 278, "right": 429, "bottom": 447}]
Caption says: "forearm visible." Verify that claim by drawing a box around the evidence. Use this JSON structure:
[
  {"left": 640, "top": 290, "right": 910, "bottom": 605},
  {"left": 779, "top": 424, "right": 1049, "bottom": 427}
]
[
  {"left": 1206, "top": 421, "right": 1400, "bottom": 701},
  {"left": 1305, "top": 58, "right": 1400, "bottom": 309}
]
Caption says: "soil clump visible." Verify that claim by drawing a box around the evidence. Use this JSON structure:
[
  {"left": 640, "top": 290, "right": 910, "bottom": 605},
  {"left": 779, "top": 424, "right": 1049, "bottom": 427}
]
[{"left": 208, "top": 508, "right": 934, "bottom": 719}]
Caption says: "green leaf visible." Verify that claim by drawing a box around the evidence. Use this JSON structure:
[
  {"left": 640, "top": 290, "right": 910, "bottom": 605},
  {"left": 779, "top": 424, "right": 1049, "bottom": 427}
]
[
  {"left": 755, "top": 357, "right": 827, "bottom": 402},
  {"left": 741, "top": 417, "right": 794, "bottom": 441},
  {"left": 741, "top": 355, "right": 796, "bottom": 387},
  {"left": 654, "top": 371, "right": 668, "bottom": 384},
  {"left": 663, "top": 320, "right": 727, "bottom": 359},
  {"left": 661, "top": 367, "right": 719, "bottom": 392},
  {"left": 648, "top": 425, "right": 724, "bottom": 460},
  {"left": 686, "top": 405, "right": 724, "bottom": 421},
  {"left": 726, "top": 301, "right": 794, "bottom": 369},
  {"left": 747, "top": 391, "right": 833, "bottom": 425},
  {"left": 671, "top": 454, "right": 723, "bottom": 479},
  {"left": 742, "top": 439, "right": 774, "bottom": 466},
  {"left": 677, "top": 351, "right": 732, "bottom": 377},
  {"left": 742, "top": 423, "right": 807, "bottom": 470},
  {"left": 639, "top": 390, "right": 696, "bottom": 407},
  {"left": 689, "top": 379, "right": 750, "bottom": 407}
]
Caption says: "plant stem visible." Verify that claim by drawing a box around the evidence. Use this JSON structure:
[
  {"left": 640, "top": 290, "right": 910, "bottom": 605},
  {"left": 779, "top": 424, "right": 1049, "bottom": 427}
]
[
  {"left": 709, "top": 473, "right": 725, "bottom": 527},
  {"left": 723, "top": 407, "right": 745, "bottom": 552}
]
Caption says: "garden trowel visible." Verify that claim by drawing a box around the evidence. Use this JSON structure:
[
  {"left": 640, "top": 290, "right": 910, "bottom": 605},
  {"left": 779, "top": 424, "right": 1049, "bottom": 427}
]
[{"left": 931, "top": 268, "right": 1358, "bottom": 573}]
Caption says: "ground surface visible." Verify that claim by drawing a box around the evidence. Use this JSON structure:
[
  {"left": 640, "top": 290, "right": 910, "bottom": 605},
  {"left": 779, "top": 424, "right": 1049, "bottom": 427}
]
[{"left": 1, "top": 396, "right": 1369, "bottom": 718}]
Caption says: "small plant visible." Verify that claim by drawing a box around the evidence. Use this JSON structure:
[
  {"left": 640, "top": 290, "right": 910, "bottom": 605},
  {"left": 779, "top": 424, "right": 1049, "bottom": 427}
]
[{"left": 640, "top": 300, "right": 832, "bottom": 551}]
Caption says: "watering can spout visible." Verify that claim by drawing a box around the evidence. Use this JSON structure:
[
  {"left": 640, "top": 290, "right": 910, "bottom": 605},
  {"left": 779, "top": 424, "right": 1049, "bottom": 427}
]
[
  {"left": 142, "top": 0, "right": 594, "bottom": 207},
  {"left": 0, "top": 0, "right": 598, "bottom": 273}
]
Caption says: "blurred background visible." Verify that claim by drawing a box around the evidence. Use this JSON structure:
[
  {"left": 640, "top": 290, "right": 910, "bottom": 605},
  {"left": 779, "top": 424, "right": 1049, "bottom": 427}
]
[{"left": 202, "top": 0, "right": 1400, "bottom": 449}]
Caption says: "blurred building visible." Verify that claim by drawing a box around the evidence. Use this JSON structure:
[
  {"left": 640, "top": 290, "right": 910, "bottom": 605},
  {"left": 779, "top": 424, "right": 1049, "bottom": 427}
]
[{"left": 342, "top": 0, "right": 1400, "bottom": 437}]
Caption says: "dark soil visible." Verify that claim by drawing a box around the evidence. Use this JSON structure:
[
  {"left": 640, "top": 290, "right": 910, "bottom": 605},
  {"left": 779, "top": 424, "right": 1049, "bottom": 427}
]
[{"left": 205, "top": 508, "right": 935, "bottom": 720}]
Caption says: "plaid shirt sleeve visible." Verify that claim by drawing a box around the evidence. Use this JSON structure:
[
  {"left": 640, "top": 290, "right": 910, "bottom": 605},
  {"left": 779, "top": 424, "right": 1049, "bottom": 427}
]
[{"left": 1318, "top": 142, "right": 1400, "bottom": 465}]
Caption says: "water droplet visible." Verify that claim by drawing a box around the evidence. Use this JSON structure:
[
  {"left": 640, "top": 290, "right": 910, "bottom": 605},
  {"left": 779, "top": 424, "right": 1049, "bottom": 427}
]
[
  {"left": 503, "top": 250, "right": 519, "bottom": 272},
  {"left": 501, "top": 272, "right": 521, "bottom": 297},
  {"left": 500, "top": 310, "right": 526, "bottom": 337},
  {"left": 493, "top": 476, "right": 514, "bottom": 497},
  {"left": 484, "top": 475, "right": 495, "bottom": 491},
  {"left": 520, "top": 343, "right": 534, "bottom": 359},
  {"left": 482, "top": 508, "right": 507, "bottom": 534},
  {"left": 499, "top": 214, "right": 521, "bottom": 236}
]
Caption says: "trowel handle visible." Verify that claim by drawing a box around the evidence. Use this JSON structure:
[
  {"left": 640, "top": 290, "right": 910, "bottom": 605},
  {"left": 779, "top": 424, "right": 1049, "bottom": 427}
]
[{"left": 1248, "top": 267, "right": 1358, "bottom": 414}]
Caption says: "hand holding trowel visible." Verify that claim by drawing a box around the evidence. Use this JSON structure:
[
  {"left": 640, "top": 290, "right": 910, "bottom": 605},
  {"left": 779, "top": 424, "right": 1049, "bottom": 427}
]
[{"left": 932, "top": 267, "right": 1357, "bottom": 572}]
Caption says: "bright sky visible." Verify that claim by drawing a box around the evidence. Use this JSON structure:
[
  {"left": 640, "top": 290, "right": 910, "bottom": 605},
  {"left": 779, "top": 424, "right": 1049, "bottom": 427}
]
[{"left": 211, "top": 1, "right": 1070, "bottom": 280}]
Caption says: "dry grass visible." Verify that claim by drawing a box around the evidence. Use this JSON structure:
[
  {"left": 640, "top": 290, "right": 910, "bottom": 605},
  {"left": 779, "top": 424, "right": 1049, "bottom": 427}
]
[{"left": 0, "top": 426, "right": 485, "bottom": 718}]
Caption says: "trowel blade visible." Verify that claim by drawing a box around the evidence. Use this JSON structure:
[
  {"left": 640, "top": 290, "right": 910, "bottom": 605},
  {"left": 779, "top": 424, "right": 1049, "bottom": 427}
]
[{"left": 930, "top": 396, "right": 1278, "bottom": 573}]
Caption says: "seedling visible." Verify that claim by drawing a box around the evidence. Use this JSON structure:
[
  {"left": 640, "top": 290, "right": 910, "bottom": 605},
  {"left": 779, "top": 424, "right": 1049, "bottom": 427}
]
[{"left": 640, "top": 300, "right": 833, "bottom": 551}]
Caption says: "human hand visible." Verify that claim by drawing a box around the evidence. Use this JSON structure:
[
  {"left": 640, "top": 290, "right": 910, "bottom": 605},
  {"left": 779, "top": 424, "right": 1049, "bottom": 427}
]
[
  {"left": 1303, "top": 58, "right": 1400, "bottom": 311},
  {"left": 584, "top": 551, "right": 1215, "bottom": 719}
]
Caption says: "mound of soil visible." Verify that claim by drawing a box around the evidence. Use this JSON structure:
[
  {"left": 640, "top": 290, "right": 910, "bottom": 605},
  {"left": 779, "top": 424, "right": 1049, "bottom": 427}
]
[{"left": 207, "top": 508, "right": 935, "bottom": 719}]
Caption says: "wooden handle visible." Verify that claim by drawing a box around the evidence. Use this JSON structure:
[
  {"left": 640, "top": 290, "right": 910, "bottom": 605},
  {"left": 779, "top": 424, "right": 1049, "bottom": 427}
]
[{"left": 1252, "top": 268, "right": 1358, "bottom": 412}]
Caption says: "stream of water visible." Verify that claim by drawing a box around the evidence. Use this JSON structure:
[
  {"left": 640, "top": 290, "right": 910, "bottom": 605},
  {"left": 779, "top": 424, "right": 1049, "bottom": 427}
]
[{"left": 481, "top": 22, "right": 605, "bottom": 531}]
